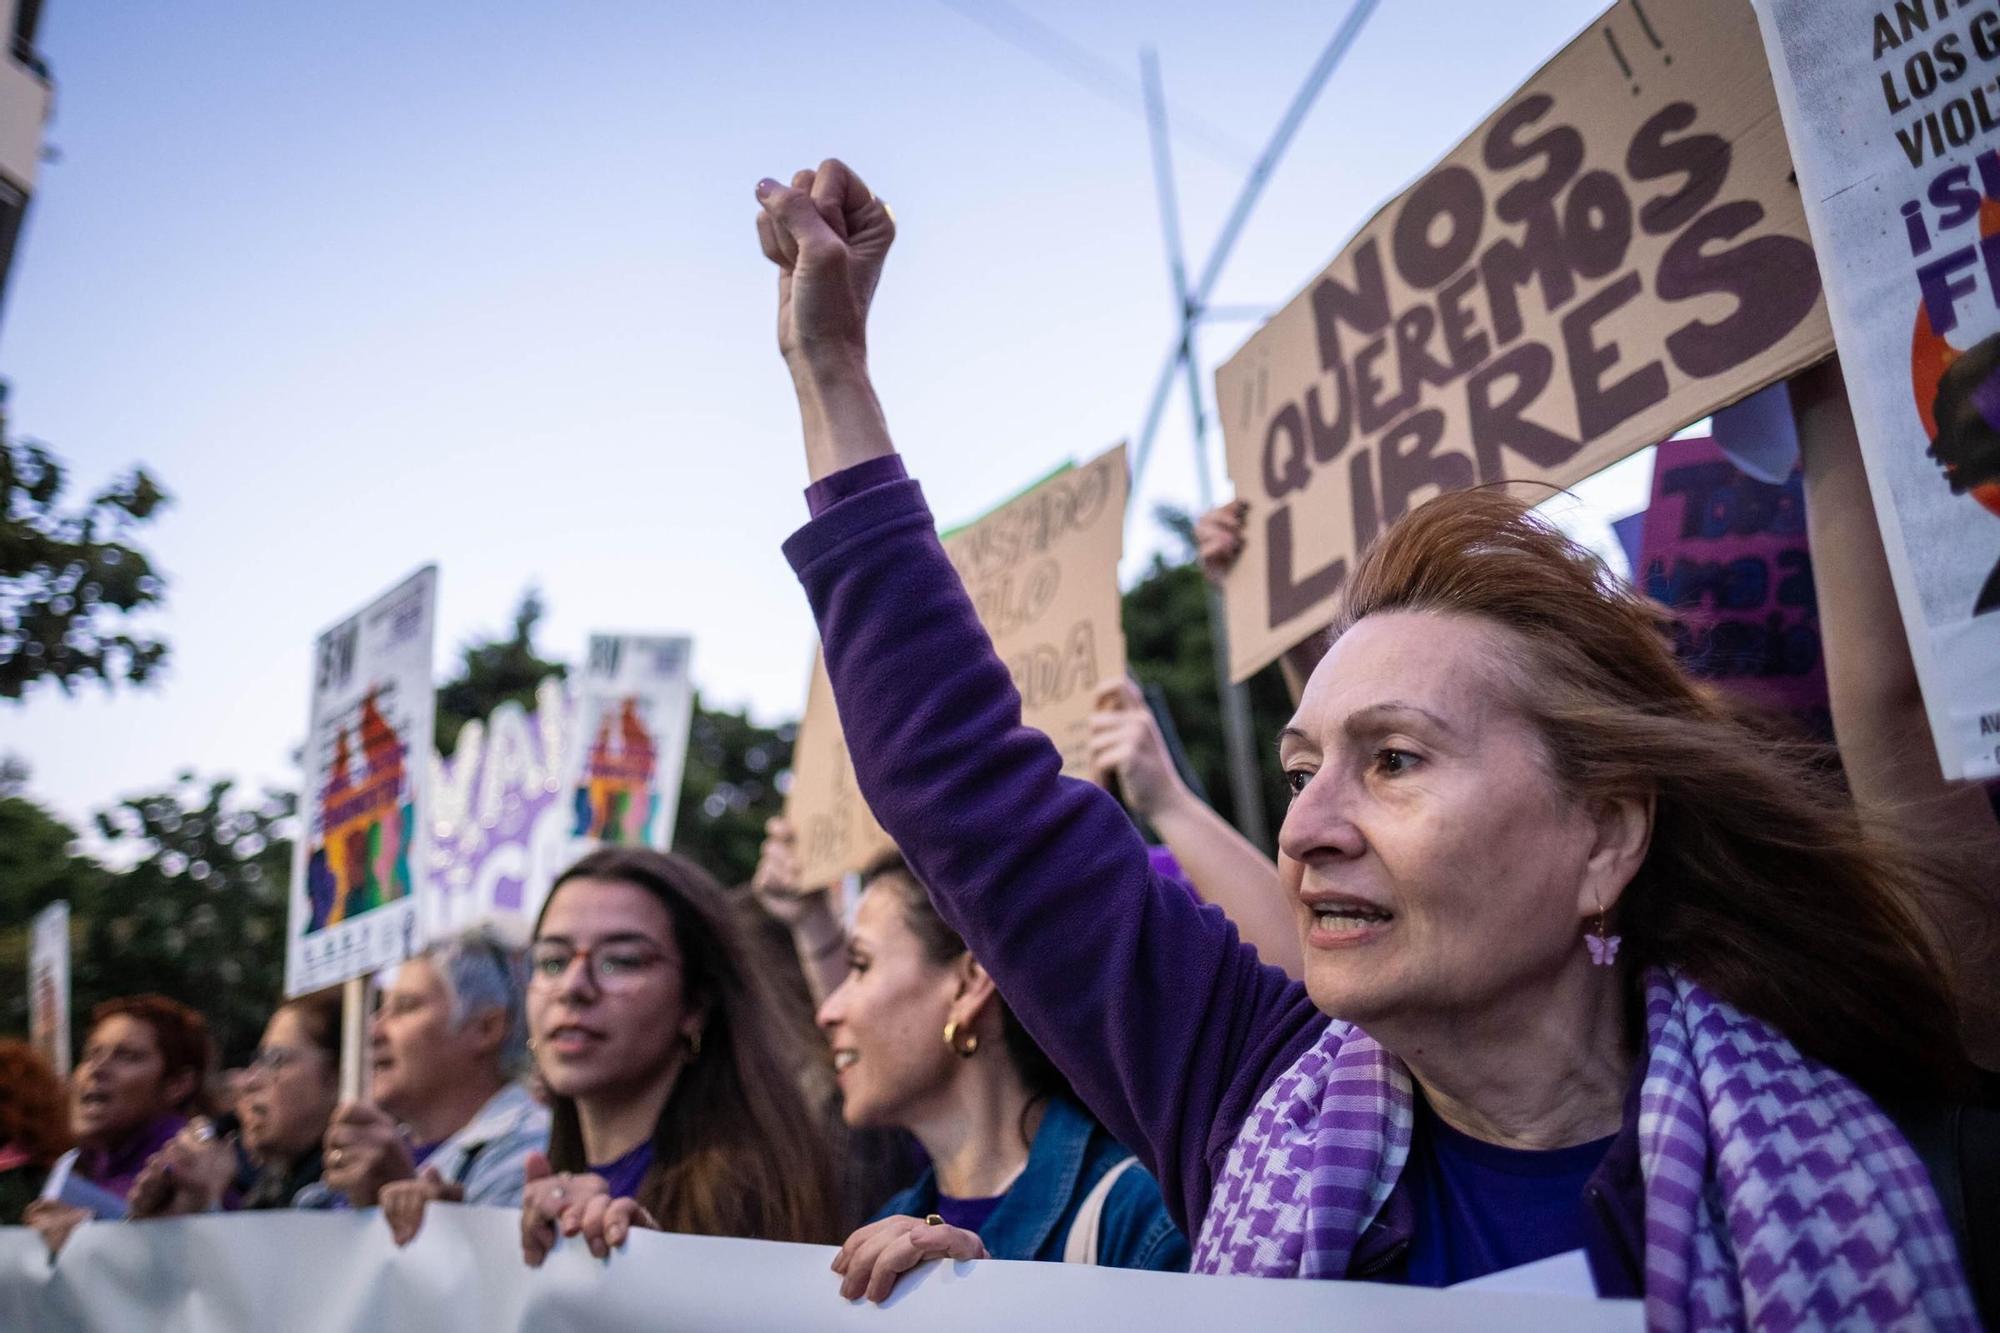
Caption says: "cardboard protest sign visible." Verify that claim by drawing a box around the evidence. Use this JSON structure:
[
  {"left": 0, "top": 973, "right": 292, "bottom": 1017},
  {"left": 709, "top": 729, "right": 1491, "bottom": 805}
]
[
  {"left": 1216, "top": 0, "right": 1832, "bottom": 680},
  {"left": 1637, "top": 435, "right": 1829, "bottom": 737},
  {"left": 427, "top": 676, "right": 575, "bottom": 942},
  {"left": 787, "top": 445, "right": 1130, "bottom": 888},
  {"left": 286, "top": 567, "right": 438, "bottom": 996},
  {"left": 28, "top": 902, "right": 70, "bottom": 1078},
  {"left": 1752, "top": 0, "right": 2000, "bottom": 780},
  {"left": 786, "top": 647, "right": 897, "bottom": 893},
  {"left": 567, "top": 634, "right": 696, "bottom": 851}
]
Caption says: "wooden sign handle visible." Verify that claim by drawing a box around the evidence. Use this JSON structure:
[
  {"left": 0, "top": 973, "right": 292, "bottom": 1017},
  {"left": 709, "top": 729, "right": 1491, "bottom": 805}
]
[{"left": 338, "top": 975, "right": 371, "bottom": 1104}]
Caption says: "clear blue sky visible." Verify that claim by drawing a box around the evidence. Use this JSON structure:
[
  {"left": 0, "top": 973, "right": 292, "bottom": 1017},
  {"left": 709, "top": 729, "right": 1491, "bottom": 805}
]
[{"left": 3, "top": 0, "right": 1628, "bottom": 831}]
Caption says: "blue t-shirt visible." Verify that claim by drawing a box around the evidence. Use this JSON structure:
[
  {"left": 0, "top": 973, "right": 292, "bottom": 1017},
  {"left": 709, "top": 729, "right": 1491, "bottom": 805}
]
[{"left": 1399, "top": 1096, "right": 1614, "bottom": 1287}]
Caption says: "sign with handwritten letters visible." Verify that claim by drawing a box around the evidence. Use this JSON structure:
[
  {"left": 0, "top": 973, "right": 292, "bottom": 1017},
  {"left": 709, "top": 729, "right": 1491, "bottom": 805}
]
[
  {"left": 787, "top": 446, "right": 1130, "bottom": 889},
  {"left": 785, "top": 647, "right": 898, "bottom": 894},
  {"left": 1637, "top": 435, "right": 1829, "bottom": 737},
  {"left": 1216, "top": 0, "right": 1832, "bottom": 680},
  {"left": 285, "top": 567, "right": 438, "bottom": 997},
  {"left": 1753, "top": 0, "right": 2000, "bottom": 779}
]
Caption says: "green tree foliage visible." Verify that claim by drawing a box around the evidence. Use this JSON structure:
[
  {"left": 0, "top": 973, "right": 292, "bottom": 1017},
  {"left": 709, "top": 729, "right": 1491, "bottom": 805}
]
[
  {"left": 434, "top": 589, "right": 566, "bottom": 756},
  {"left": 76, "top": 777, "right": 296, "bottom": 1066},
  {"left": 1121, "top": 507, "right": 1295, "bottom": 845},
  {"left": 0, "top": 771, "right": 293, "bottom": 1068},
  {"left": 0, "top": 778, "right": 109, "bottom": 1039},
  {"left": 671, "top": 699, "right": 794, "bottom": 889},
  {"left": 0, "top": 404, "right": 172, "bottom": 700}
]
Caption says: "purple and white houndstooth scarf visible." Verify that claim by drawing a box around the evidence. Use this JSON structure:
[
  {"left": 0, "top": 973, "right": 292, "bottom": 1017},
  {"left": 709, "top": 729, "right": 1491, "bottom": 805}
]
[{"left": 1192, "top": 969, "right": 1978, "bottom": 1330}]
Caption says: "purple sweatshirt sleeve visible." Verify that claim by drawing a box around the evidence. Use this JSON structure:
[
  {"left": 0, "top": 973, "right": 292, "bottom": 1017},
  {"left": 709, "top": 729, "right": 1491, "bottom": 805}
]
[{"left": 783, "top": 462, "right": 1328, "bottom": 1236}]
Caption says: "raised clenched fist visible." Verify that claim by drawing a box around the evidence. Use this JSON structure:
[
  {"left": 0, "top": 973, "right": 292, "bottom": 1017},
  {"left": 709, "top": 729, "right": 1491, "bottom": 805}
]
[{"left": 754, "top": 159, "right": 895, "bottom": 370}]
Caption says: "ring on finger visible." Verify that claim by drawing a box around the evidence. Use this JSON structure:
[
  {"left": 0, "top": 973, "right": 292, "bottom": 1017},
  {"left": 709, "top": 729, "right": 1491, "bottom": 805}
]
[{"left": 924, "top": 1214, "right": 944, "bottom": 1227}]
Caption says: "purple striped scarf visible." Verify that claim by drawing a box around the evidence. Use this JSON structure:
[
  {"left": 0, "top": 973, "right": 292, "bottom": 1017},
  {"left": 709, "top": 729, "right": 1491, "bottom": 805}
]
[{"left": 1193, "top": 969, "right": 1978, "bottom": 1329}]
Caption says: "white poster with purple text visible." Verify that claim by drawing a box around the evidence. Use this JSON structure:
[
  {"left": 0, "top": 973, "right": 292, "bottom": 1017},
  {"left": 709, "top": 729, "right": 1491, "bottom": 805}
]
[
  {"left": 1754, "top": 0, "right": 2000, "bottom": 778},
  {"left": 426, "top": 676, "right": 576, "bottom": 944}
]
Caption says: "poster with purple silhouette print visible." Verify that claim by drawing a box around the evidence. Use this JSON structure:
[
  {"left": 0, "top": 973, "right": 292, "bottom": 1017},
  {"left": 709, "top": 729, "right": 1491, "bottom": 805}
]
[
  {"left": 425, "top": 676, "right": 576, "bottom": 945},
  {"left": 566, "top": 634, "right": 695, "bottom": 860},
  {"left": 1754, "top": 1, "right": 2000, "bottom": 779},
  {"left": 285, "top": 566, "right": 438, "bottom": 996}
]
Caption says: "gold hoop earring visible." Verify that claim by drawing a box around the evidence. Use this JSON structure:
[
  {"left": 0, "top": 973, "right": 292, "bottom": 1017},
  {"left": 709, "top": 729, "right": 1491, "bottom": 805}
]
[{"left": 942, "top": 1020, "right": 979, "bottom": 1058}]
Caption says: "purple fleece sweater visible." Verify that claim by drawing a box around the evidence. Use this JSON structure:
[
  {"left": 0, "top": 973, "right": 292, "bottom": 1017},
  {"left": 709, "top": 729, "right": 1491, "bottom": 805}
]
[{"left": 785, "top": 456, "right": 1329, "bottom": 1236}]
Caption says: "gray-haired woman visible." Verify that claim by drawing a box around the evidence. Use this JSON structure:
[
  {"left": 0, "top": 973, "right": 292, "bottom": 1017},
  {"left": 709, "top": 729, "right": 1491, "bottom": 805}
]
[{"left": 302, "top": 928, "right": 550, "bottom": 1244}]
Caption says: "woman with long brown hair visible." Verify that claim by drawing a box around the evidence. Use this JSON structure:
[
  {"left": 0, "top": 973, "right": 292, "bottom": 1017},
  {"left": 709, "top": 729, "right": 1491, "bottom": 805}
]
[
  {"left": 517, "top": 847, "right": 839, "bottom": 1264},
  {"left": 754, "top": 159, "right": 1991, "bottom": 1325}
]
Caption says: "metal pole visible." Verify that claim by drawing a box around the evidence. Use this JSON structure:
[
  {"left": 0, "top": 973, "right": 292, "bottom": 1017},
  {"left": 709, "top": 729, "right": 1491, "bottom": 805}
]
[
  {"left": 1131, "top": 0, "right": 1381, "bottom": 493},
  {"left": 1142, "top": 49, "right": 1270, "bottom": 848}
]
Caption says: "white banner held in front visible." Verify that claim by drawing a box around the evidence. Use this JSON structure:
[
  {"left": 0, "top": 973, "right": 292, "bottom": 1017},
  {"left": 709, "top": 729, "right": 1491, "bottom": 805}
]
[
  {"left": 1752, "top": 0, "right": 2000, "bottom": 779},
  {"left": 286, "top": 566, "right": 439, "bottom": 996},
  {"left": 28, "top": 901, "right": 70, "bottom": 1078},
  {"left": 0, "top": 1208, "right": 1642, "bottom": 1332}
]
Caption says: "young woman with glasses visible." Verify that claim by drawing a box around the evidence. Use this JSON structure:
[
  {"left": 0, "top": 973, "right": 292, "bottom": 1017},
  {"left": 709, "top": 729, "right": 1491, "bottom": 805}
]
[{"left": 517, "top": 847, "right": 840, "bottom": 1265}]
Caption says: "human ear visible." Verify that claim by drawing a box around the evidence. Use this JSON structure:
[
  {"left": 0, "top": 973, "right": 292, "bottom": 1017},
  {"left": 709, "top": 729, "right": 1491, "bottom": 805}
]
[
  {"left": 1577, "top": 792, "right": 1653, "bottom": 919},
  {"left": 468, "top": 1005, "right": 508, "bottom": 1059},
  {"left": 164, "top": 1068, "right": 200, "bottom": 1112},
  {"left": 947, "top": 956, "right": 1000, "bottom": 1030}
]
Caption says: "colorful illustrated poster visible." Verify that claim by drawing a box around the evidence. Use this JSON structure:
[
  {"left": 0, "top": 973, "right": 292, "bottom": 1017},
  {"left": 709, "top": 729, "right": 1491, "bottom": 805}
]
[
  {"left": 567, "top": 634, "right": 695, "bottom": 853},
  {"left": 1752, "top": 1, "right": 2000, "bottom": 779},
  {"left": 29, "top": 901, "right": 71, "bottom": 1077},
  {"left": 1215, "top": 0, "right": 1831, "bottom": 681},
  {"left": 1637, "top": 435, "right": 1829, "bottom": 738},
  {"left": 788, "top": 445, "right": 1129, "bottom": 889},
  {"left": 426, "top": 676, "right": 575, "bottom": 942},
  {"left": 286, "top": 566, "right": 438, "bottom": 996}
]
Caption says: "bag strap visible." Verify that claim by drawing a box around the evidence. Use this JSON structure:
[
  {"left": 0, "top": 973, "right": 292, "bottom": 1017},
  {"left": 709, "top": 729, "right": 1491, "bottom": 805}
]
[{"left": 1061, "top": 1156, "right": 1141, "bottom": 1266}]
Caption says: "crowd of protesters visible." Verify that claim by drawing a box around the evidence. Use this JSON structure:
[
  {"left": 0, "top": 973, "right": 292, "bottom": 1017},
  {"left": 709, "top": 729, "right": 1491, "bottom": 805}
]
[{"left": 3, "top": 157, "right": 1997, "bottom": 1326}]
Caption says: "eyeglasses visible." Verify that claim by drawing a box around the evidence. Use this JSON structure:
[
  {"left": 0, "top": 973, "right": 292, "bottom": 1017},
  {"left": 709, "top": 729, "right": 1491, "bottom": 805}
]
[
  {"left": 527, "top": 942, "right": 670, "bottom": 993},
  {"left": 244, "top": 1045, "right": 321, "bottom": 1077}
]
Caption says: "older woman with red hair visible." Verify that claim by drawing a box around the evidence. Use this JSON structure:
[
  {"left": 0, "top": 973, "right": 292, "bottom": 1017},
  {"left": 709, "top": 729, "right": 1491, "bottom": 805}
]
[
  {"left": 754, "top": 159, "right": 1995, "bottom": 1327},
  {"left": 24, "top": 994, "right": 212, "bottom": 1254}
]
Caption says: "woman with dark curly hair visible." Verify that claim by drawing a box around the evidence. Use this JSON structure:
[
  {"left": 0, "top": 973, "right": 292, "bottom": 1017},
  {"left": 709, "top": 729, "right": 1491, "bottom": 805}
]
[{"left": 0, "top": 1040, "right": 71, "bottom": 1224}]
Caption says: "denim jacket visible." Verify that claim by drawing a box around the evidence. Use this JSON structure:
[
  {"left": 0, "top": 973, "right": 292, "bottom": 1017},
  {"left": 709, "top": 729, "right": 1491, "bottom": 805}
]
[
  {"left": 873, "top": 1096, "right": 1189, "bottom": 1272},
  {"left": 296, "top": 1081, "right": 549, "bottom": 1210}
]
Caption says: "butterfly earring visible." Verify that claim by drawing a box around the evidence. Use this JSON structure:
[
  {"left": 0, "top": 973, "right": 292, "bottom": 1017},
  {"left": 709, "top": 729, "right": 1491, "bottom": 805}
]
[{"left": 1586, "top": 904, "right": 1621, "bottom": 967}]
